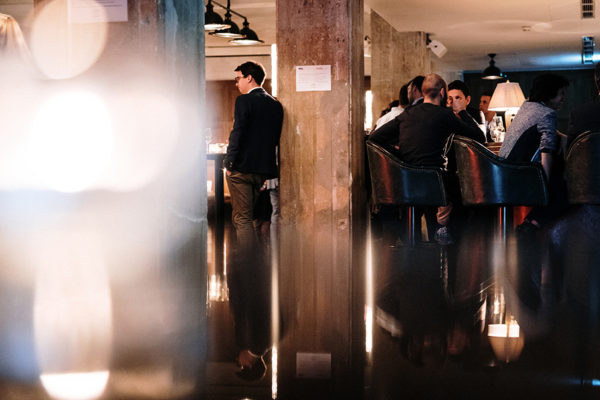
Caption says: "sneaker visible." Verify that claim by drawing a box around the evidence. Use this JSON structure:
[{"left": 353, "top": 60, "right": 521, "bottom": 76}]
[{"left": 434, "top": 226, "right": 454, "bottom": 245}]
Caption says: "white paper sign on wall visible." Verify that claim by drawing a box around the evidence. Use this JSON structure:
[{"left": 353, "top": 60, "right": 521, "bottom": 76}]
[
  {"left": 68, "top": 0, "right": 128, "bottom": 24},
  {"left": 295, "top": 65, "right": 331, "bottom": 92}
]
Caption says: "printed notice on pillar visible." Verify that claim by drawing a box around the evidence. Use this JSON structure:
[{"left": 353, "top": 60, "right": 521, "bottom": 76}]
[
  {"left": 295, "top": 65, "right": 331, "bottom": 92},
  {"left": 68, "top": 0, "right": 128, "bottom": 23}
]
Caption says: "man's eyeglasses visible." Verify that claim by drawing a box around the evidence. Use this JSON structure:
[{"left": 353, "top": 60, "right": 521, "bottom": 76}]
[{"left": 234, "top": 75, "right": 247, "bottom": 83}]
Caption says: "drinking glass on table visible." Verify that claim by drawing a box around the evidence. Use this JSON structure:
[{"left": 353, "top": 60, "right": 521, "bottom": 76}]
[
  {"left": 491, "top": 116, "right": 505, "bottom": 142},
  {"left": 489, "top": 119, "right": 497, "bottom": 142}
]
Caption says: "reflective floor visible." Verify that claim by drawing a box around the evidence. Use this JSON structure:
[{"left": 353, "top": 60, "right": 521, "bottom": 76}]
[
  {"left": 368, "top": 204, "right": 600, "bottom": 400},
  {"left": 208, "top": 197, "right": 600, "bottom": 399},
  {"left": 206, "top": 196, "right": 273, "bottom": 400}
]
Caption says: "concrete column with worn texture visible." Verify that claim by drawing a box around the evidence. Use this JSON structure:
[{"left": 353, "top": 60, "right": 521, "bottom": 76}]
[
  {"left": 276, "top": 0, "right": 367, "bottom": 398},
  {"left": 371, "top": 11, "right": 430, "bottom": 124}
]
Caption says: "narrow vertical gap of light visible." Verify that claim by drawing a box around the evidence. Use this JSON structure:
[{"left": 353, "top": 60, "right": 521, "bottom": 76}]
[
  {"left": 271, "top": 346, "right": 278, "bottom": 399},
  {"left": 270, "top": 167, "right": 279, "bottom": 399},
  {"left": 270, "top": 41, "right": 279, "bottom": 399},
  {"left": 365, "top": 90, "right": 373, "bottom": 131},
  {"left": 222, "top": 166, "right": 228, "bottom": 278},
  {"left": 271, "top": 265, "right": 279, "bottom": 400},
  {"left": 365, "top": 217, "right": 373, "bottom": 354},
  {"left": 271, "top": 44, "right": 278, "bottom": 97},
  {"left": 223, "top": 241, "right": 227, "bottom": 276}
]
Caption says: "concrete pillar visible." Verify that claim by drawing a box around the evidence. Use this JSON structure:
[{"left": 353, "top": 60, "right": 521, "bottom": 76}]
[
  {"left": 276, "top": 0, "right": 367, "bottom": 398},
  {"left": 370, "top": 10, "right": 430, "bottom": 123}
]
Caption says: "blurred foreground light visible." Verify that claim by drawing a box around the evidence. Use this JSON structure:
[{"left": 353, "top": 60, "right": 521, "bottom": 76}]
[
  {"left": 40, "top": 371, "right": 109, "bottom": 400},
  {"left": 27, "top": 91, "right": 112, "bottom": 192},
  {"left": 34, "top": 234, "right": 112, "bottom": 400},
  {"left": 30, "top": 0, "right": 108, "bottom": 79},
  {"left": 97, "top": 92, "right": 179, "bottom": 191}
]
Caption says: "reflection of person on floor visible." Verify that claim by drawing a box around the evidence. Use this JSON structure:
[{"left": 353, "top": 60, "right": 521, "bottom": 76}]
[
  {"left": 224, "top": 60, "right": 283, "bottom": 379},
  {"left": 253, "top": 177, "right": 280, "bottom": 253},
  {"left": 253, "top": 182, "right": 272, "bottom": 248}
]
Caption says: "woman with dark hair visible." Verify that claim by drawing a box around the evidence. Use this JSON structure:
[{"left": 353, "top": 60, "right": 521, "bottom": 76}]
[{"left": 499, "top": 73, "right": 570, "bottom": 231}]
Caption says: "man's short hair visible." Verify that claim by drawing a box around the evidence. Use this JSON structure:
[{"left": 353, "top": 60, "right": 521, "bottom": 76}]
[
  {"left": 235, "top": 61, "right": 266, "bottom": 85},
  {"left": 399, "top": 84, "right": 410, "bottom": 107},
  {"left": 448, "top": 80, "right": 471, "bottom": 97},
  {"left": 481, "top": 90, "right": 494, "bottom": 98},
  {"left": 410, "top": 75, "right": 425, "bottom": 93},
  {"left": 421, "top": 74, "right": 447, "bottom": 100},
  {"left": 529, "top": 73, "right": 569, "bottom": 103}
]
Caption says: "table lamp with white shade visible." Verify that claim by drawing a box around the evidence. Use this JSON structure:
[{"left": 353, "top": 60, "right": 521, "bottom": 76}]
[{"left": 488, "top": 81, "right": 526, "bottom": 130}]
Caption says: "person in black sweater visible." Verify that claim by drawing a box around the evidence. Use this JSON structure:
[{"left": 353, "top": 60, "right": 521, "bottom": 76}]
[{"left": 368, "top": 73, "right": 484, "bottom": 244}]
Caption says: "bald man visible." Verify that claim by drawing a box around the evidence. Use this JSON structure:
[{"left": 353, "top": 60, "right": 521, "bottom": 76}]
[
  {"left": 393, "top": 73, "right": 484, "bottom": 167},
  {"left": 369, "top": 74, "right": 484, "bottom": 244}
]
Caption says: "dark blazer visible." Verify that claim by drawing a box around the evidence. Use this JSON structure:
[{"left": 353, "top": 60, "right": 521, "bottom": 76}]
[
  {"left": 567, "top": 98, "right": 600, "bottom": 147},
  {"left": 225, "top": 87, "right": 283, "bottom": 178}
]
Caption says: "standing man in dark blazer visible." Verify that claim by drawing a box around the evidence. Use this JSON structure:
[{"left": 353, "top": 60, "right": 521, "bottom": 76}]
[{"left": 224, "top": 60, "right": 283, "bottom": 379}]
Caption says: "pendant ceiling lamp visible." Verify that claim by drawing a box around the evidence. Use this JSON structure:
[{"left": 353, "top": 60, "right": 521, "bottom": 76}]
[
  {"left": 204, "top": 0, "right": 230, "bottom": 31},
  {"left": 205, "top": 0, "right": 263, "bottom": 44},
  {"left": 230, "top": 19, "right": 264, "bottom": 45},
  {"left": 212, "top": 10, "right": 244, "bottom": 39},
  {"left": 482, "top": 53, "right": 503, "bottom": 80}
]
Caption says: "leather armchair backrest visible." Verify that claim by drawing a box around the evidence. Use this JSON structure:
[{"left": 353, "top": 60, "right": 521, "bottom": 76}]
[
  {"left": 365, "top": 141, "right": 447, "bottom": 206},
  {"left": 566, "top": 131, "right": 600, "bottom": 204},
  {"left": 452, "top": 136, "right": 549, "bottom": 206}
]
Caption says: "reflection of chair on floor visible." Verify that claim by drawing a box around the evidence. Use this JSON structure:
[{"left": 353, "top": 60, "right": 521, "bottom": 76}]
[
  {"left": 566, "top": 131, "right": 600, "bottom": 205},
  {"left": 452, "top": 136, "right": 549, "bottom": 239},
  {"left": 366, "top": 140, "right": 447, "bottom": 245},
  {"left": 453, "top": 136, "right": 550, "bottom": 355},
  {"left": 563, "top": 131, "right": 600, "bottom": 295}
]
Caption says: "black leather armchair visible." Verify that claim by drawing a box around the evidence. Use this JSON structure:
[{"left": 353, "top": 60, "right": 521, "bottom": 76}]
[
  {"left": 366, "top": 140, "right": 447, "bottom": 244},
  {"left": 453, "top": 136, "right": 549, "bottom": 207},
  {"left": 452, "top": 136, "right": 549, "bottom": 236},
  {"left": 565, "top": 131, "right": 600, "bottom": 204},
  {"left": 366, "top": 141, "right": 447, "bottom": 207}
]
